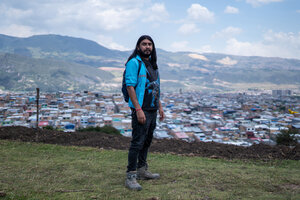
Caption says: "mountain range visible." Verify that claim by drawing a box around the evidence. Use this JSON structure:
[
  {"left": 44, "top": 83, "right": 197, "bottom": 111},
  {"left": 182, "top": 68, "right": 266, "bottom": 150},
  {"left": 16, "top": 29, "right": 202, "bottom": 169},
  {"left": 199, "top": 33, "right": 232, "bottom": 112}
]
[{"left": 0, "top": 34, "right": 299, "bottom": 92}]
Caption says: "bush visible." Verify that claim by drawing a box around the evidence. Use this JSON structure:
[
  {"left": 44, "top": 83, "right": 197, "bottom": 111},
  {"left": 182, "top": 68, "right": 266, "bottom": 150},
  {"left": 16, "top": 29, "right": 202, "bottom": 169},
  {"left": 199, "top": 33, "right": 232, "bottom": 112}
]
[
  {"left": 100, "top": 126, "right": 120, "bottom": 135},
  {"left": 43, "top": 125, "right": 54, "bottom": 130},
  {"left": 276, "top": 128, "right": 298, "bottom": 146},
  {"left": 78, "top": 126, "right": 101, "bottom": 132},
  {"left": 78, "top": 126, "right": 120, "bottom": 135}
]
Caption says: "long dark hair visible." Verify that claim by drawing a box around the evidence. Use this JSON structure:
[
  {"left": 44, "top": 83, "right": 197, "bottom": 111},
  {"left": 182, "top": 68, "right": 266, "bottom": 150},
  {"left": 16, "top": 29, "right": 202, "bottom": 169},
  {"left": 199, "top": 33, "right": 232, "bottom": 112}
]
[{"left": 125, "top": 35, "right": 158, "bottom": 69}]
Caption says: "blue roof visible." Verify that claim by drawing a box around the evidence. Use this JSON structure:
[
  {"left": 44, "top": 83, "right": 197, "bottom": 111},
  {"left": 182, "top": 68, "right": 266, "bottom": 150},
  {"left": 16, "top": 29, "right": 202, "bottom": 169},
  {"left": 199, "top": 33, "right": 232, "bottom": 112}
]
[{"left": 292, "top": 124, "right": 300, "bottom": 129}]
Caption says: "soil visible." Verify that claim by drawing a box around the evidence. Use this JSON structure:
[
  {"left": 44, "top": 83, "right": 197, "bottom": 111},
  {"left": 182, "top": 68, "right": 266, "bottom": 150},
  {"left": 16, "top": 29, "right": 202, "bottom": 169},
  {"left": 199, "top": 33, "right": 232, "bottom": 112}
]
[{"left": 0, "top": 126, "right": 299, "bottom": 160}]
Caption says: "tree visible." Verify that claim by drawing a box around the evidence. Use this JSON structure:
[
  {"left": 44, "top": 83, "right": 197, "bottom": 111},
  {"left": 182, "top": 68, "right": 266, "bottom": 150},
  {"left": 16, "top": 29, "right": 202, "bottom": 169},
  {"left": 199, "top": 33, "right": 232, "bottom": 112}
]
[{"left": 276, "top": 128, "right": 298, "bottom": 146}]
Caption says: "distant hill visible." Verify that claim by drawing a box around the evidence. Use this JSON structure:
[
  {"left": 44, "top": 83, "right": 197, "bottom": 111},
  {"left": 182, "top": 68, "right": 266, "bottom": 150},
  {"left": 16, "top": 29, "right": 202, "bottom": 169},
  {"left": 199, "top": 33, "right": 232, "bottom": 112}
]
[
  {"left": 0, "top": 53, "right": 114, "bottom": 92},
  {"left": 157, "top": 50, "right": 300, "bottom": 92},
  {"left": 0, "top": 34, "right": 300, "bottom": 92},
  {"left": 0, "top": 34, "right": 128, "bottom": 67}
]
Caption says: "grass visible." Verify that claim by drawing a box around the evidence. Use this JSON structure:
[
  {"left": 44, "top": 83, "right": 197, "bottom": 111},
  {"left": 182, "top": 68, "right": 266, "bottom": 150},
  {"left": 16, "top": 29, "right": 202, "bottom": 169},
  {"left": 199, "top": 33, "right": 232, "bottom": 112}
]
[{"left": 0, "top": 140, "right": 299, "bottom": 200}]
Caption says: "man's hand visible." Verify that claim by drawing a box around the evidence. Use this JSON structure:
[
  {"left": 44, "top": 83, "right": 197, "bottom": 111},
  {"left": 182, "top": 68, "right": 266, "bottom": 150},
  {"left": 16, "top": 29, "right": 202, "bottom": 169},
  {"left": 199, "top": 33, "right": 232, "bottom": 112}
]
[
  {"left": 159, "top": 107, "right": 165, "bottom": 121},
  {"left": 158, "top": 100, "right": 165, "bottom": 121},
  {"left": 127, "top": 86, "right": 146, "bottom": 124},
  {"left": 137, "top": 109, "right": 146, "bottom": 124}
]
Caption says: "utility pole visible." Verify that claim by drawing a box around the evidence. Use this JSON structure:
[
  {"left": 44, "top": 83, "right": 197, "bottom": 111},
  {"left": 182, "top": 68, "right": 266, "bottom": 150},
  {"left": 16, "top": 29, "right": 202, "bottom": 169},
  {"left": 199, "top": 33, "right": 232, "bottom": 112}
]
[
  {"left": 268, "top": 120, "right": 271, "bottom": 140},
  {"left": 36, "top": 88, "right": 40, "bottom": 128}
]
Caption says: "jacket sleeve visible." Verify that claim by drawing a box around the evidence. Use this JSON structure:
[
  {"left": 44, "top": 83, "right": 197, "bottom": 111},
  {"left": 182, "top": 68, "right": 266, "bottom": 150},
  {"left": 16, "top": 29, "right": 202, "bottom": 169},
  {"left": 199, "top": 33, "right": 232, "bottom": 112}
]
[{"left": 125, "top": 58, "right": 139, "bottom": 87}]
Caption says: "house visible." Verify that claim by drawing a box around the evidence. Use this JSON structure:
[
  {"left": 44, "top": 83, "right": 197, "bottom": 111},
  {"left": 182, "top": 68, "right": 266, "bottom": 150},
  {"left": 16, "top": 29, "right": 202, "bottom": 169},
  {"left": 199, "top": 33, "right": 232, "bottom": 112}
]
[
  {"left": 121, "top": 119, "right": 131, "bottom": 130},
  {"left": 292, "top": 124, "right": 300, "bottom": 130},
  {"left": 239, "top": 124, "right": 256, "bottom": 132},
  {"left": 154, "top": 130, "right": 172, "bottom": 139},
  {"left": 80, "top": 116, "right": 89, "bottom": 127},
  {"left": 104, "top": 117, "right": 113, "bottom": 126},
  {"left": 194, "top": 133, "right": 206, "bottom": 142},
  {"left": 169, "top": 131, "right": 190, "bottom": 141},
  {"left": 64, "top": 123, "right": 75, "bottom": 132},
  {"left": 112, "top": 118, "right": 122, "bottom": 128},
  {"left": 202, "top": 119, "right": 217, "bottom": 129}
]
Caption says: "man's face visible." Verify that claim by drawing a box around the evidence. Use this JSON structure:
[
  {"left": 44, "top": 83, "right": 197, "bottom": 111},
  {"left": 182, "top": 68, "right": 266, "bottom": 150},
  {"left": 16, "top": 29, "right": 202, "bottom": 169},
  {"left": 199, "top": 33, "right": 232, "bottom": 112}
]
[{"left": 138, "top": 39, "right": 153, "bottom": 57}]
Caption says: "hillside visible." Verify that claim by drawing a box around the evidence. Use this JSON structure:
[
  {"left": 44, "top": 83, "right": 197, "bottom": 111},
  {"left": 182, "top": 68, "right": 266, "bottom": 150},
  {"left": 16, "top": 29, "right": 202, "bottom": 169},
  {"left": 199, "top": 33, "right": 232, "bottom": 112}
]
[
  {"left": 1, "top": 140, "right": 299, "bottom": 200},
  {"left": 0, "top": 53, "right": 114, "bottom": 91},
  {"left": 0, "top": 34, "right": 128, "bottom": 67},
  {"left": 1, "top": 127, "right": 300, "bottom": 199},
  {"left": 1, "top": 34, "right": 300, "bottom": 92},
  {"left": 0, "top": 126, "right": 299, "bottom": 160}
]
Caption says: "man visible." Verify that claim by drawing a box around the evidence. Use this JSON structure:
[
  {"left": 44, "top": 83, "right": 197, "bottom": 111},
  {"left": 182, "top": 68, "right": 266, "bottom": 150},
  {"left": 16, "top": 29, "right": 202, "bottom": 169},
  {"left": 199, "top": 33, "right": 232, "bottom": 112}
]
[{"left": 124, "top": 35, "right": 165, "bottom": 191}]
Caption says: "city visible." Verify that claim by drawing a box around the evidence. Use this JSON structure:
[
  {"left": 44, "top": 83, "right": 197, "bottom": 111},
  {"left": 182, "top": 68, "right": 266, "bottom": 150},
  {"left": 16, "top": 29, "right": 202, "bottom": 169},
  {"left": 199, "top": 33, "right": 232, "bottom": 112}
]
[{"left": 1, "top": 89, "right": 300, "bottom": 147}]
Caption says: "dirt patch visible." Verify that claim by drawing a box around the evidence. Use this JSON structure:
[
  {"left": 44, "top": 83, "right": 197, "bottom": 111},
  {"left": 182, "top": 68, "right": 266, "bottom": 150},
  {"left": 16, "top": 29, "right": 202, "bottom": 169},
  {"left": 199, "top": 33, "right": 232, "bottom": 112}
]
[
  {"left": 280, "top": 184, "right": 300, "bottom": 191},
  {"left": 0, "top": 126, "right": 299, "bottom": 160},
  {"left": 0, "top": 191, "right": 6, "bottom": 197}
]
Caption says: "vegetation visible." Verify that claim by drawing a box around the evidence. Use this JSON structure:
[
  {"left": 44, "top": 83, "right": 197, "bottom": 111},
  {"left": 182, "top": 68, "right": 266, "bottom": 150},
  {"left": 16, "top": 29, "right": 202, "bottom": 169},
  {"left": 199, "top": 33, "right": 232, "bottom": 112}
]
[
  {"left": 78, "top": 125, "right": 121, "bottom": 135},
  {"left": 43, "top": 125, "right": 54, "bottom": 130},
  {"left": 0, "top": 140, "right": 299, "bottom": 200},
  {"left": 276, "top": 128, "right": 299, "bottom": 146}
]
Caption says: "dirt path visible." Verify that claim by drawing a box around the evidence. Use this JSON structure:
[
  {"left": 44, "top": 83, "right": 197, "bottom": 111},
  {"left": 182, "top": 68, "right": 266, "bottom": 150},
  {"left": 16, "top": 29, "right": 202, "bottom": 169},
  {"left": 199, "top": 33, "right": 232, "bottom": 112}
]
[{"left": 0, "top": 126, "right": 299, "bottom": 160}]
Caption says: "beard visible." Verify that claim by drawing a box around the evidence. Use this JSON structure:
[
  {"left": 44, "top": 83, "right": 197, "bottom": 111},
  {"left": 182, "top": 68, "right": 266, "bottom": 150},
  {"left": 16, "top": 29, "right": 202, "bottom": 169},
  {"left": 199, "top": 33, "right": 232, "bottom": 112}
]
[{"left": 138, "top": 49, "right": 151, "bottom": 58}]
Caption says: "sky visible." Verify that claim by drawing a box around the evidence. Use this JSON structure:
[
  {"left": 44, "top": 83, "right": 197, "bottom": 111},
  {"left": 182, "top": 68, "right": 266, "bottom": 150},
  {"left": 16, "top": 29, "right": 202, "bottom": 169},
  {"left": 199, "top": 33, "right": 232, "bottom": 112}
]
[{"left": 1, "top": 0, "right": 300, "bottom": 59}]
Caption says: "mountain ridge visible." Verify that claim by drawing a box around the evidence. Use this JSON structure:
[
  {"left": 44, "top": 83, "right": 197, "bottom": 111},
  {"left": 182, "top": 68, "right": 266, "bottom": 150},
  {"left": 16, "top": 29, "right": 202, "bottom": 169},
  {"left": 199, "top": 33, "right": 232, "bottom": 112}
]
[{"left": 0, "top": 34, "right": 299, "bottom": 92}]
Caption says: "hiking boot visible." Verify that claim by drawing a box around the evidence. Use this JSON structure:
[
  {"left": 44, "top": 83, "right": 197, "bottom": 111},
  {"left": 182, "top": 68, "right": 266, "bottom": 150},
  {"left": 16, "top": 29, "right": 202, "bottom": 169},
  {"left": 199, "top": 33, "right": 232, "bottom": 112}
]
[
  {"left": 137, "top": 166, "right": 160, "bottom": 180},
  {"left": 125, "top": 171, "right": 142, "bottom": 191}
]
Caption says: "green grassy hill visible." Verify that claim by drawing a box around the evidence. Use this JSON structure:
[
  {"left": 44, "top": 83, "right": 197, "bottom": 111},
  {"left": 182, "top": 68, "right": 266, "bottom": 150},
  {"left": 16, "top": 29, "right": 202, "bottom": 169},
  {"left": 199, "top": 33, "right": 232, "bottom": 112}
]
[
  {"left": 0, "top": 53, "right": 114, "bottom": 91},
  {"left": 0, "top": 140, "right": 299, "bottom": 200}
]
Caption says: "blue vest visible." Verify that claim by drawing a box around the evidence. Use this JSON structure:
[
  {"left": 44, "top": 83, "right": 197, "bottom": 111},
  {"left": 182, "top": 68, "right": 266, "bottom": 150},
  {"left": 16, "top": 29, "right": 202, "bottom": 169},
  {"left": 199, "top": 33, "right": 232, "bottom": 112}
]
[{"left": 125, "top": 55, "right": 160, "bottom": 109}]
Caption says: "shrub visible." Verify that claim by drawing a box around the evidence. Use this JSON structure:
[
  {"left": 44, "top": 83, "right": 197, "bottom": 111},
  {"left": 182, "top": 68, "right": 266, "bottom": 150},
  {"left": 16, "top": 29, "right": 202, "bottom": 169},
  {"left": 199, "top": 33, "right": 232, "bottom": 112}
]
[
  {"left": 43, "top": 125, "right": 54, "bottom": 130},
  {"left": 276, "top": 128, "right": 298, "bottom": 146},
  {"left": 100, "top": 125, "right": 120, "bottom": 135}
]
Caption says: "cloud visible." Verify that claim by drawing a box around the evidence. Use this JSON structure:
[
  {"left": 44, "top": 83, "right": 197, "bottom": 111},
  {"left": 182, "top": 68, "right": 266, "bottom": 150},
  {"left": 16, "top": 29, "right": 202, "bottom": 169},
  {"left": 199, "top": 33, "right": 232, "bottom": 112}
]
[
  {"left": 213, "top": 26, "right": 242, "bottom": 38},
  {"left": 178, "top": 23, "right": 200, "bottom": 34},
  {"left": 0, "top": 3, "right": 36, "bottom": 28},
  {"left": 0, "top": 0, "right": 144, "bottom": 34},
  {"left": 297, "top": 10, "right": 300, "bottom": 13},
  {"left": 225, "top": 38, "right": 268, "bottom": 56},
  {"left": 0, "top": 0, "right": 152, "bottom": 51},
  {"left": 0, "top": 24, "right": 39, "bottom": 37},
  {"left": 176, "top": 4, "right": 214, "bottom": 36},
  {"left": 187, "top": 4, "right": 214, "bottom": 23},
  {"left": 199, "top": 45, "right": 213, "bottom": 53},
  {"left": 96, "top": 34, "right": 129, "bottom": 51},
  {"left": 170, "top": 41, "right": 212, "bottom": 53},
  {"left": 142, "top": 3, "right": 169, "bottom": 22},
  {"left": 224, "top": 30, "right": 300, "bottom": 59},
  {"left": 224, "top": 6, "right": 239, "bottom": 14},
  {"left": 170, "top": 41, "right": 189, "bottom": 52},
  {"left": 246, "top": 0, "right": 283, "bottom": 7},
  {"left": 53, "top": 0, "right": 142, "bottom": 31}
]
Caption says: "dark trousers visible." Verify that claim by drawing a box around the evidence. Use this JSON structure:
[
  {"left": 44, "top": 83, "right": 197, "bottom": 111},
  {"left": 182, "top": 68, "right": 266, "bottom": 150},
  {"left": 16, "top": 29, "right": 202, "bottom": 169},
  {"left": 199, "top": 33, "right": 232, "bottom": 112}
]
[{"left": 127, "top": 109, "right": 157, "bottom": 172}]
